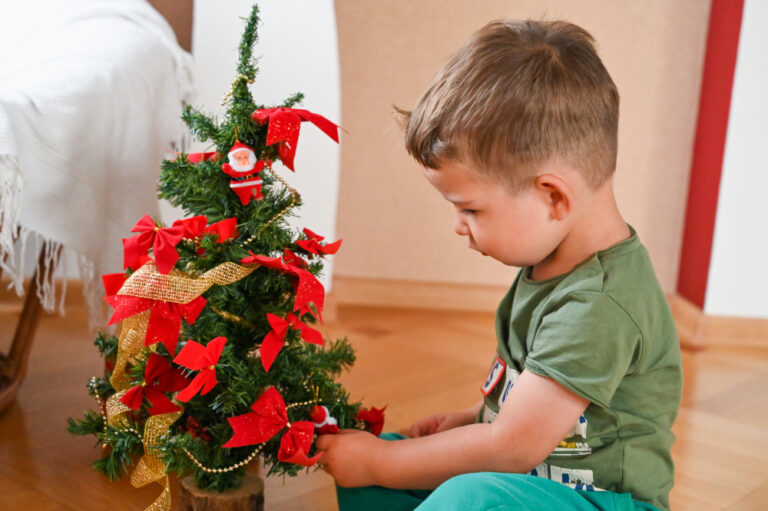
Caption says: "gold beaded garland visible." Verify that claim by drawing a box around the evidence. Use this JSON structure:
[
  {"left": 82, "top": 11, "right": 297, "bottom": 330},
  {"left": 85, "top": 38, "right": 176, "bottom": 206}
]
[
  {"left": 221, "top": 74, "right": 255, "bottom": 106},
  {"left": 91, "top": 378, "right": 322, "bottom": 475}
]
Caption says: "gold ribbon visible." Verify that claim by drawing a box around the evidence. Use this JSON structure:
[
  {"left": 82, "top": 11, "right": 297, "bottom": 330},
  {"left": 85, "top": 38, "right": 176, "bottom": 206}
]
[
  {"left": 130, "top": 411, "right": 182, "bottom": 511},
  {"left": 103, "top": 260, "right": 259, "bottom": 511},
  {"left": 118, "top": 261, "right": 259, "bottom": 303},
  {"left": 110, "top": 312, "right": 150, "bottom": 391},
  {"left": 105, "top": 390, "right": 133, "bottom": 428}
]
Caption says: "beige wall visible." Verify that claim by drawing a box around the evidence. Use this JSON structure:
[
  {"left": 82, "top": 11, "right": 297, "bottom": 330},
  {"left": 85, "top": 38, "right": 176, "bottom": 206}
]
[{"left": 334, "top": 0, "right": 710, "bottom": 292}]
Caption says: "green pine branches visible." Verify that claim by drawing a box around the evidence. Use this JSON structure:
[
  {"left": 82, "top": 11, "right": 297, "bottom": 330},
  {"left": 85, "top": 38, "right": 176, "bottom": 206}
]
[{"left": 69, "top": 1, "right": 365, "bottom": 493}]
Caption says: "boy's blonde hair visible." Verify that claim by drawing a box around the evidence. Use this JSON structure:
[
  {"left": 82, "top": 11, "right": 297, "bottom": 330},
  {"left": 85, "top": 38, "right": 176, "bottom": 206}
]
[{"left": 402, "top": 19, "right": 619, "bottom": 191}]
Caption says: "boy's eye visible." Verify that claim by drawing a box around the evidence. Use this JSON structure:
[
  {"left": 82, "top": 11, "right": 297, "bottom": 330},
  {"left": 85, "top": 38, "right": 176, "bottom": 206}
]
[{"left": 461, "top": 209, "right": 477, "bottom": 215}]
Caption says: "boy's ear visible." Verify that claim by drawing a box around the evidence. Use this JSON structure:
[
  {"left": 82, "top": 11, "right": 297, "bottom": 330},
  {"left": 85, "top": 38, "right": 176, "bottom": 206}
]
[{"left": 534, "top": 174, "right": 571, "bottom": 221}]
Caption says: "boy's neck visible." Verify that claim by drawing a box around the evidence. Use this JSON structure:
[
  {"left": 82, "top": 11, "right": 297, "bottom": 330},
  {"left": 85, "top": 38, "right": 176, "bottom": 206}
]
[{"left": 530, "top": 180, "right": 630, "bottom": 282}]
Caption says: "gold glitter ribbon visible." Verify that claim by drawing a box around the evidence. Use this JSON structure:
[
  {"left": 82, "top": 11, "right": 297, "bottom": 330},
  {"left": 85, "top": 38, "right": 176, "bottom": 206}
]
[
  {"left": 118, "top": 261, "right": 260, "bottom": 303},
  {"left": 109, "top": 312, "right": 150, "bottom": 392},
  {"left": 104, "top": 261, "right": 258, "bottom": 511},
  {"left": 130, "top": 411, "right": 182, "bottom": 511}
]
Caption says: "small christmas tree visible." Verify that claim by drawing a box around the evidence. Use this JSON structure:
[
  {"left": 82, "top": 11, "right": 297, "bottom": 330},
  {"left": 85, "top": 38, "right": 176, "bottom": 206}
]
[{"left": 68, "top": 5, "right": 382, "bottom": 509}]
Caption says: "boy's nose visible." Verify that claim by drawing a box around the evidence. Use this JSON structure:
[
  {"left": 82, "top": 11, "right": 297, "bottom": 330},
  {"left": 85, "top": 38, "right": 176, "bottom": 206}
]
[{"left": 454, "top": 217, "right": 469, "bottom": 236}]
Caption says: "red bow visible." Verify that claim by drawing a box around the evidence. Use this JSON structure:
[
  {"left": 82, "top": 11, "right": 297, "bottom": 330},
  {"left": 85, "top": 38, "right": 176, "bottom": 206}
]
[
  {"left": 260, "top": 313, "right": 324, "bottom": 372},
  {"left": 173, "top": 336, "right": 227, "bottom": 402},
  {"left": 174, "top": 216, "right": 238, "bottom": 245},
  {"left": 282, "top": 249, "right": 308, "bottom": 269},
  {"left": 122, "top": 215, "right": 184, "bottom": 274},
  {"left": 184, "top": 152, "right": 221, "bottom": 164},
  {"left": 251, "top": 107, "right": 340, "bottom": 171},
  {"left": 104, "top": 290, "right": 206, "bottom": 356},
  {"left": 357, "top": 406, "right": 387, "bottom": 436},
  {"left": 102, "top": 272, "right": 128, "bottom": 297},
  {"left": 222, "top": 387, "right": 322, "bottom": 466},
  {"left": 241, "top": 253, "right": 325, "bottom": 320},
  {"left": 120, "top": 353, "right": 189, "bottom": 415},
  {"left": 296, "top": 228, "right": 342, "bottom": 257}
]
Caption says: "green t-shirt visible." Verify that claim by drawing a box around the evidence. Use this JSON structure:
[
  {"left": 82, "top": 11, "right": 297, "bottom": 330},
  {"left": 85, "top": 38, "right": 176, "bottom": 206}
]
[{"left": 478, "top": 227, "right": 682, "bottom": 511}]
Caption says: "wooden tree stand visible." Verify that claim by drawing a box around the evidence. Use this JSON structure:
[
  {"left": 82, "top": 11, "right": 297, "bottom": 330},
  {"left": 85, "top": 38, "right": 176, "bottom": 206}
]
[{"left": 178, "top": 472, "right": 264, "bottom": 511}]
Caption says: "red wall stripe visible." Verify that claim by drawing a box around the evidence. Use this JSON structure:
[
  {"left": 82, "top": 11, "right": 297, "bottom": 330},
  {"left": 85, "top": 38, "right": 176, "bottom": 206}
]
[{"left": 677, "top": 0, "right": 744, "bottom": 308}]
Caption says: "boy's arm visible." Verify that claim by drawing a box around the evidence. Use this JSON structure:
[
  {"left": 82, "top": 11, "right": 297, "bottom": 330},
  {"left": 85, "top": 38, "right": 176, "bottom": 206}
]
[
  {"left": 409, "top": 400, "right": 482, "bottom": 437},
  {"left": 316, "top": 370, "right": 588, "bottom": 489}
]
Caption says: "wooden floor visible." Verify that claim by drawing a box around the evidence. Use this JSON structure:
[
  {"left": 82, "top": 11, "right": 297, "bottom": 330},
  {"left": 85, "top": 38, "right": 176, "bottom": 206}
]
[{"left": 2, "top": 293, "right": 768, "bottom": 510}]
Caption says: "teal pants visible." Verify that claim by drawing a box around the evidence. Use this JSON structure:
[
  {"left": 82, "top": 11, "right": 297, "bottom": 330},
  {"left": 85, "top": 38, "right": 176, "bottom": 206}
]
[{"left": 336, "top": 434, "right": 660, "bottom": 511}]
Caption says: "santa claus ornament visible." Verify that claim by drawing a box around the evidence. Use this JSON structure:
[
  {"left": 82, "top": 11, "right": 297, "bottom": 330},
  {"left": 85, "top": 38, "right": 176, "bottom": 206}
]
[
  {"left": 309, "top": 405, "right": 339, "bottom": 435},
  {"left": 220, "top": 142, "right": 270, "bottom": 205}
]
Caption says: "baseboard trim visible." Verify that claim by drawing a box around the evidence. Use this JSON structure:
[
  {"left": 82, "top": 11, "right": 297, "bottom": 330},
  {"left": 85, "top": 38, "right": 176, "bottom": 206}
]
[
  {"left": 334, "top": 278, "right": 768, "bottom": 351},
  {"left": 0, "top": 278, "right": 86, "bottom": 310},
  {"left": 5, "top": 278, "right": 766, "bottom": 351},
  {"left": 332, "top": 276, "right": 509, "bottom": 313}
]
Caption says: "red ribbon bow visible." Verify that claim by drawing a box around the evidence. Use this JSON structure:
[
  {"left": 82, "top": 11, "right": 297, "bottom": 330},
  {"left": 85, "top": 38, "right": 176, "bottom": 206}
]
[
  {"left": 184, "top": 152, "right": 221, "bottom": 164},
  {"left": 120, "top": 353, "right": 189, "bottom": 415},
  {"left": 296, "top": 228, "right": 342, "bottom": 257},
  {"left": 122, "top": 215, "right": 185, "bottom": 274},
  {"left": 173, "top": 336, "right": 227, "bottom": 402},
  {"left": 260, "top": 313, "right": 324, "bottom": 372},
  {"left": 282, "top": 249, "right": 308, "bottom": 269},
  {"left": 104, "top": 279, "right": 207, "bottom": 356},
  {"left": 251, "top": 107, "right": 340, "bottom": 171},
  {"left": 222, "top": 387, "right": 322, "bottom": 466},
  {"left": 240, "top": 253, "right": 325, "bottom": 321},
  {"left": 356, "top": 406, "right": 387, "bottom": 436},
  {"left": 174, "top": 215, "right": 238, "bottom": 251}
]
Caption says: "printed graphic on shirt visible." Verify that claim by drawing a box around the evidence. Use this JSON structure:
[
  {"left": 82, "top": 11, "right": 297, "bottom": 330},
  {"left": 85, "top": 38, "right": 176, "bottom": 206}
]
[
  {"left": 480, "top": 358, "right": 591, "bottom": 454},
  {"left": 481, "top": 363, "right": 520, "bottom": 422},
  {"left": 529, "top": 463, "right": 604, "bottom": 492},
  {"left": 481, "top": 406, "right": 498, "bottom": 423},
  {"left": 550, "top": 414, "right": 591, "bottom": 456},
  {"left": 498, "top": 366, "right": 520, "bottom": 407},
  {"left": 481, "top": 357, "right": 506, "bottom": 396}
]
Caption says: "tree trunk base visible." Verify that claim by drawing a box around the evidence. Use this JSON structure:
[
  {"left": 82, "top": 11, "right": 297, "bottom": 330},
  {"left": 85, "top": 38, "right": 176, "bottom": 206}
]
[{"left": 178, "top": 472, "right": 264, "bottom": 511}]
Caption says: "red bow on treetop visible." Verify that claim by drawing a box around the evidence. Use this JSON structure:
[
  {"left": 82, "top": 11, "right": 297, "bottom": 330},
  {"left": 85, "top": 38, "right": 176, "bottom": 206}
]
[
  {"left": 222, "top": 387, "right": 322, "bottom": 466},
  {"left": 260, "top": 313, "right": 324, "bottom": 372},
  {"left": 104, "top": 279, "right": 206, "bottom": 357},
  {"left": 173, "top": 336, "right": 227, "bottom": 402},
  {"left": 296, "top": 228, "right": 342, "bottom": 257},
  {"left": 120, "top": 353, "right": 189, "bottom": 415},
  {"left": 122, "top": 215, "right": 184, "bottom": 274},
  {"left": 251, "top": 107, "right": 340, "bottom": 171},
  {"left": 240, "top": 253, "right": 325, "bottom": 321}
]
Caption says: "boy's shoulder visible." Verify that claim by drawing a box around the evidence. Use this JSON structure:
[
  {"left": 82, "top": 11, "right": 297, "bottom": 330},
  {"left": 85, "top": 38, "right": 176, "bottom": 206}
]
[
  {"left": 500, "top": 226, "right": 676, "bottom": 367},
  {"left": 532, "top": 226, "right": 666, "bottom": 315}
]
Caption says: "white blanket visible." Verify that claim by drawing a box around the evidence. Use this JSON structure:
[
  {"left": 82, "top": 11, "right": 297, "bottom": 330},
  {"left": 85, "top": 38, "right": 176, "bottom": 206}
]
[{"left": 0, "top": 0, "right": 193, "bottom": 323}]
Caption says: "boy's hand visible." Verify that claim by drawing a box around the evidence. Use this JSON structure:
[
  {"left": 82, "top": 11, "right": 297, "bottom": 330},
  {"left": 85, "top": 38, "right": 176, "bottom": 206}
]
[
  {"left": 409, "top": 401, "right": 481, "bottom": 437},
  {"left": 316, "top": 429, "right": 384, "bottom": 487},
  {"left": 409, "top": 411, "right": 470, "bottom": 437}
]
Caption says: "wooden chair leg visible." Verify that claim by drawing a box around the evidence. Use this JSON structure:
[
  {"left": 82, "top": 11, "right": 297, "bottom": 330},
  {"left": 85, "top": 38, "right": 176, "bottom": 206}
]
[{"left": 0, "top": 247, "right": 60, "bottom": 415}]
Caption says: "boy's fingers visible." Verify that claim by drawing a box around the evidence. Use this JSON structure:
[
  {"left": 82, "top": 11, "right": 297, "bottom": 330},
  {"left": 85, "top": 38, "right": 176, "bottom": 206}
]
[{"left": 315, "top": 435, "right": 332, "bottom": 449}]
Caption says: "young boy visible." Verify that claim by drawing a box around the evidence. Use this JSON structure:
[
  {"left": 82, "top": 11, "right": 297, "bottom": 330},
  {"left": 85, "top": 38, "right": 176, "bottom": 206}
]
[{"left": 317, "top": 19, "right": 682, "bottom": 511}]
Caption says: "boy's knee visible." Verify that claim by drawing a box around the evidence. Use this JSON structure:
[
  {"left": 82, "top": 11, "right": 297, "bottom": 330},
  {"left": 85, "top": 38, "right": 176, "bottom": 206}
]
[{"left": 419, "top": 473, "right": 527, "bottom": 510}]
